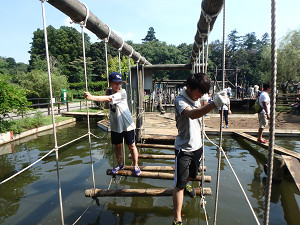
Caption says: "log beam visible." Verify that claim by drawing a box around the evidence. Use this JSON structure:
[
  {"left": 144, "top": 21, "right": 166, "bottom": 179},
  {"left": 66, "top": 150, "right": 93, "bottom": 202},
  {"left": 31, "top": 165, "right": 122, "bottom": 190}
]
[
  {"left": 106, "top": 169, "right": 211, "bottom": 182},
  {"left": 85, "top": 187, "right": 212, "bottom": 197}
]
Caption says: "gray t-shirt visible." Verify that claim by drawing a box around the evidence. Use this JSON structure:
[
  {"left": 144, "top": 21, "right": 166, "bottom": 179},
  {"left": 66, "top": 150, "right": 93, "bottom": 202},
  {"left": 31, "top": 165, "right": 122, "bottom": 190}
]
[
  {"left": 109, "top": 89, "right": 135, "bottom": 133},
  {"left": 174, "top": 89, "right": 202, "bottom": 152}
]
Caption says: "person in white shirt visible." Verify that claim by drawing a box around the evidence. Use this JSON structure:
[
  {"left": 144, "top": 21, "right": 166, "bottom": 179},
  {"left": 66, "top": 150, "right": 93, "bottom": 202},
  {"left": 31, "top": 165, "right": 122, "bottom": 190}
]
[
  {"left": 257, "top": 83, "right": 271, "bottom": 143},
  {"left": 84, "top": 72, "right": 141, "bottom": 176},
  {"left": 219, "top": 91, "right": 231, "bottom": 128}
]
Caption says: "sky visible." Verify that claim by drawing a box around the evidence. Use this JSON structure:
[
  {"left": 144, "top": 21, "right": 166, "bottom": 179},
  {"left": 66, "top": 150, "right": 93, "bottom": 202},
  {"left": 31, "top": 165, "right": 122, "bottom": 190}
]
[{"left": 0, "top": 0, "right": 299, "bottom": 64}]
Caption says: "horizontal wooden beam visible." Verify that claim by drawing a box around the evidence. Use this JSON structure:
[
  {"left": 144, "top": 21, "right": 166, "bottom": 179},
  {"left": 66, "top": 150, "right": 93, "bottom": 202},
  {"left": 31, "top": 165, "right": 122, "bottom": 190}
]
[
  {"left": 106, "top": 169, "right": 211, "bottom": 182},
  {"left": 234, "top": 131, "right": 300, "bottom": 160},
  {"left": 123, "top": 165, "right": 206, "bottom": 172},
  {"left": 129, "top": 154, "right": 175, "bottom": 159},
  {"left": 136, "top": 143, "right": 174, "bottom": 149},
  {"left": 85, "top": 187, "right": 212, "bottom": 197},
  {"left": 131, "top": 64, "right": 192, "bottom": 71}
]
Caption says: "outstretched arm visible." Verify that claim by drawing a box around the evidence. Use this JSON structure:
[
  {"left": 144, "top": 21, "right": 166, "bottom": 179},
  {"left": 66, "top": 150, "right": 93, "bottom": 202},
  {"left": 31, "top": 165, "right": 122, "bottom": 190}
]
[
  {"left": 84, "top": 92, "right": 112, "bottom": 102},
  {"left": 182, "top": 103, "right": 216, "bottom": 119}
]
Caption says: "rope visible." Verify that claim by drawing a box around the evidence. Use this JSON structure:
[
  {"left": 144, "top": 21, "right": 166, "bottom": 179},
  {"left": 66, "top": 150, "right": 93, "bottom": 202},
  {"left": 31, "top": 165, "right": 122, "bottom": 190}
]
[
  {"left": 128, "top": 50, "right": 134, "bottom": 113},
  {"left": 264, "top": 0, "right": 277, "bottom": 224},
  {"left": 104, "top": 25, "right": 112, "bottom": 86},
  {"left": 213, "top": 1, "right": 226, "bottom": 224},
  {"left": 80, "top": 8, "right": 97, "bottom": 194},
  {"left": 40, "top": 1, "right": 65, "bottom": 224}
]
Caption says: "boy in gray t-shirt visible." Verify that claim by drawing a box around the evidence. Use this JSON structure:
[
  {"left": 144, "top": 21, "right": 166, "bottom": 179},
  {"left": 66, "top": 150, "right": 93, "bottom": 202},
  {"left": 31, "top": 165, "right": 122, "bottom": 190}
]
[
  {"left": 84, "top": 72, "right": 140, "bottom": 176},
  {"left": 172, "top": 73, "right": 227, "bottom": 225}
]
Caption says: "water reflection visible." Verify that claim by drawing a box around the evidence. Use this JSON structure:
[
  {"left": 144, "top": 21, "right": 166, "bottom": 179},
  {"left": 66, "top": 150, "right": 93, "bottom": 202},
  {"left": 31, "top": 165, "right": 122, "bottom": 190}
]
[{"left": 0, "top": 119, "right": 299, "bottom": 225}]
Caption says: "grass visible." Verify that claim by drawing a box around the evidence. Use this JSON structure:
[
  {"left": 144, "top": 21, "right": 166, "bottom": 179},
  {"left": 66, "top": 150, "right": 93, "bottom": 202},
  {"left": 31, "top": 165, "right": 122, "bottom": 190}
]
[{"left": 0, "top": 111, "right": 72, "bottom": 134}]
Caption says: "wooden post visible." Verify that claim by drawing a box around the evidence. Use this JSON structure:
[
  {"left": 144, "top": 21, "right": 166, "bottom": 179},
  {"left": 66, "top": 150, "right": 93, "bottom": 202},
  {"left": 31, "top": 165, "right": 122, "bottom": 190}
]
[
  {"left": 66, "top": 102, "right": 69, "bottom": 112},
  {"left": 136, "top": 64, "right": 144, "bottom": 142}
]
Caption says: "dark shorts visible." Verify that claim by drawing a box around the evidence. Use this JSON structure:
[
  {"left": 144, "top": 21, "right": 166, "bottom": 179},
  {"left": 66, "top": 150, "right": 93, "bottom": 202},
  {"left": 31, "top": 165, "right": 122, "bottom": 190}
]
[
  {"left": 111, "top": 130, "right": 135, "bottom": 145},
  {"left": 174, "top": 148, "right": 203, "bottom": 189}
]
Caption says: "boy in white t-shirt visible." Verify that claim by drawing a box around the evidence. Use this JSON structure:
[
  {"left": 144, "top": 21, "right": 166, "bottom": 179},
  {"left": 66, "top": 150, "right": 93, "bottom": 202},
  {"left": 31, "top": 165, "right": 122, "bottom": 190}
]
[
  {"left": 257, "top": 83, "right": 271, "bottom": 143},
  {"left": 84, "top": 72, "right": 141, "bottom": 176}
]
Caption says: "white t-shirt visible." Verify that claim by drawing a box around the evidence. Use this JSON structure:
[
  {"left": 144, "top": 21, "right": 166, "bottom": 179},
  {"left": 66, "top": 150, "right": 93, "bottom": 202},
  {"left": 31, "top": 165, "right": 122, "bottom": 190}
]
[
  {"left": 174, "top": 87, "right": 202, "bottom": 152},
  {"left": 259, "top": 91, "right": 270, "bottom": 114},
  {"left": 109, "top": 89, "right": 135, "bottom": 133},
  {"left": 219, "top": 97, "right": 230, "bottom": 111}
]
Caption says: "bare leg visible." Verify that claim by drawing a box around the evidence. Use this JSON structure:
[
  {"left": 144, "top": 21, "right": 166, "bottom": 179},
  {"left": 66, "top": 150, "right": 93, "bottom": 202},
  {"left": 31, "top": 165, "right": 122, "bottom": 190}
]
[
  {"left": 258, "top": 128, "right": 264, "bottom": 140},
  {"left": 115, "top": 143, "right": 123, "bottom": 165},
  {"left": 128, "top": 142, "right": 139, "bottom": 166},
  {"left": 173, "top": 187, "right": 184, "bottom": 223}
]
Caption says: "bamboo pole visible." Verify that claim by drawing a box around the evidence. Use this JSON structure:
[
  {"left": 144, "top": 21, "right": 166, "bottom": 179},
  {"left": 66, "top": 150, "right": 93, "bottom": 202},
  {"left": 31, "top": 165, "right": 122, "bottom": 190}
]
[
  {"left": 129, "top": 154, "right": 175, "bottom": 159},
  {"left": 106, "top": 169, "right": 211, "bottom": 182},
  {"left": 123, "top": 165, "right": 206, "bottom": 172},
  {"left": 85, "top": 187, "right": 212, "bottom": 197},
  {"left": 47, "top": 0, "right": 150, "bottom": 65}
]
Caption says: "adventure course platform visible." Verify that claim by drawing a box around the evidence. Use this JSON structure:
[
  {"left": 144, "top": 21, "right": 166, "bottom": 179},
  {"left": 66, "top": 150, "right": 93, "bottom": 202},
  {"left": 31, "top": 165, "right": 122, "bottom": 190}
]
[{"left": 95, "top": 112, "right": 300, "bottom": 193}]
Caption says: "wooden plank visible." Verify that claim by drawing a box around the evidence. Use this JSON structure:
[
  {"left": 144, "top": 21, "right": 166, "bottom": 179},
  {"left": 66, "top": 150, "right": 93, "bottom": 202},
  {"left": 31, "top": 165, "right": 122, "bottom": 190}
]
[
  {"left": 129, "top": 154, "right": 175, "bottom": 159},
  {"left": 136, "top": 143, "right": 174, "bottom": 149},
  {"left": 85, "top": 187, "right": 212, "bottom": 197},
  {"left": 282, "top": 155, "right": 300, "bottom": 192},
  {"left": 106, "top": 169, "right": 211, "bottom": 182},
  {"left": 234, "top": 131, "right": 300, "bottom": 160},
  {"left": 123, "top": 165, "right": 206, "bottom": 172}
]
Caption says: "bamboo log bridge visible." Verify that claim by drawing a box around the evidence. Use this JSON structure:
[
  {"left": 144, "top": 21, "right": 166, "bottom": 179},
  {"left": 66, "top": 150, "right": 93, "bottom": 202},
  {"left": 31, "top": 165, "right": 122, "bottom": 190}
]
[
  {"left": 85, "top": 187, "right": 212, "bottom": 197},
  {"left": 129, "top": 154, "right": 175, "bottom": 159},
  {"left": 136, "top": 143, "right": 175, "bottom": 149},
  {"left": 123, "top": 165, "right": 206, "bottom": 172},
  {"left": 106, "top": 169, "right": 211, "bottom": 182}
]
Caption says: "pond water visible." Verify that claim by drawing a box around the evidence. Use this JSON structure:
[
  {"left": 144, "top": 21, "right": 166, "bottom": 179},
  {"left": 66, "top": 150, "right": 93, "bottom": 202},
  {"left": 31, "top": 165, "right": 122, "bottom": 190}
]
[{"left": 0, "top": 119, "right": 299, "bottom": 225}]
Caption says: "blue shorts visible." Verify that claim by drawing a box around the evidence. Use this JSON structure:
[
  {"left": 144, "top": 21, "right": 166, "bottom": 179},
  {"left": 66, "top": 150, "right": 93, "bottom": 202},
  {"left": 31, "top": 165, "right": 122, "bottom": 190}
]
[
  {"left": 111, "top": 130, "right": 135, "bottom": 145},
  {"left": 174, "top": 148, "right": 203, "bottom": 189}
]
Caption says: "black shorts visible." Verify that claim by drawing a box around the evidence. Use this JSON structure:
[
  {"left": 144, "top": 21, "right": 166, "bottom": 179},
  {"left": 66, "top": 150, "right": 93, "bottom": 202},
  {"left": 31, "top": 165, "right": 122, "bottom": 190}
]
[
  {"left": 174, "top": 148, "right": 203, "bottom": 189},
  {"left": 111, "top": 130, "right": 135, "bottom": 145}
]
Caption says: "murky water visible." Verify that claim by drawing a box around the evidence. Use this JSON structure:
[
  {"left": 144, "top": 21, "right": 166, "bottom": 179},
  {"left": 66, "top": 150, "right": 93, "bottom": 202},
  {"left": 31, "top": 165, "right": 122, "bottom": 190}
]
[{"left": 0, "top": 119, "right": 299, "bottom": 225}]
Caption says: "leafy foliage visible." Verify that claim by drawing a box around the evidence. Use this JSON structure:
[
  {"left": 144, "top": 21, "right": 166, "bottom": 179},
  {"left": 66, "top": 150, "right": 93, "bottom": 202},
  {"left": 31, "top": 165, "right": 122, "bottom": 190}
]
[
  {"left": 142, "top": 27, "right": 159, "bottom": 43},
  {"left": 0, "top": 75, "right": 29, "bottom": 120}
]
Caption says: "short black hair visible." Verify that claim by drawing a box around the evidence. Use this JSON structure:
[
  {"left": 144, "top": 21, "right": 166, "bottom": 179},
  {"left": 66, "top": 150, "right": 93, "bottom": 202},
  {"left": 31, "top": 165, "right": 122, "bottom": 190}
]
[
  {"left": 186, "top": 73, "right": 211, "bottom": 94},
  {"left": 263, "top": 83, "right": 270, "bottom": 90}
]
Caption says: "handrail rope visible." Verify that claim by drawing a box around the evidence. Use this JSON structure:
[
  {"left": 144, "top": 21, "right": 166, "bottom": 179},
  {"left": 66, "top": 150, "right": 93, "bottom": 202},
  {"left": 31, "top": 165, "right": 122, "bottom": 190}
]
[
  {"left": 40, "top": 1, "right": 65, "bottom": 224},
  {"left": 264, "top": 0, "right": 277, "bottom": 224},
  {"left": 72, "top": 199, "right": 94, "bottom": 225},
  {"left": 0, "top": 133, "right": 89, "bottom": 185},
  {"left": 79, "top": 7, "right": 97, "bottom": 193},
  {"left": 104, "top": 25, "right": 112, "bottom": 86},
  {"left": 213, "top": 1, "right": 226, "bottom": 224},
  {"left": 203, "top": 133, "right": 260, "bottom": 224},
  {"left": 128, "top": 49, "right": 134, "bottom": 114},
  {"left": 117, "top": 44, "right": 126, "bottom": 167}
]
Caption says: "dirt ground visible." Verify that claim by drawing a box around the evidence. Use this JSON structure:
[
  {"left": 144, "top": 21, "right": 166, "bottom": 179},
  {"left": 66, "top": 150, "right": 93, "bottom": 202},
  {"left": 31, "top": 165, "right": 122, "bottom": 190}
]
[{"left": 143, "top": 112, "right": 300, "bottom": 136}]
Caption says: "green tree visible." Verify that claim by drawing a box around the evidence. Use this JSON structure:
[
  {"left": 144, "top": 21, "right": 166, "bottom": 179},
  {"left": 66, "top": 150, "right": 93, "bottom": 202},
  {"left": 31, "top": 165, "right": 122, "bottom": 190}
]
[
  {"left": 0, "top": 75, "right": 29, "bottom": 119},
  {"left": 277, "top": 29, "right": 300, "bottom": 92},
  {"left": 19, "top": 70, "right": 69, "bottom": 99},
  {"left": 142, "top": 27, "right": 159, "bottom": 43}
]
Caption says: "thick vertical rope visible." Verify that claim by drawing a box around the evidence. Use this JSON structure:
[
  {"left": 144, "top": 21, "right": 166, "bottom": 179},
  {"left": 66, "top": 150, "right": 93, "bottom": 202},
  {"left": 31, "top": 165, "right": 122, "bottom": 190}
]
[
  {"left": 104, "top": 26, "right": 112, "bottom": 87},
  {"left": 129, "top": 47, "right": 134, "bottom": 114},
  {"left": 213, "top": 1, "right": 226, "bottom": 224},
  {"left": 41, "top": 1, "right": 65, "bottom": 224},
  {"left": 79, "top": 3, "right": 96, "bottom": 193},
  {"left": 264, "top": 0, "right": 277, "bottom": 224}
]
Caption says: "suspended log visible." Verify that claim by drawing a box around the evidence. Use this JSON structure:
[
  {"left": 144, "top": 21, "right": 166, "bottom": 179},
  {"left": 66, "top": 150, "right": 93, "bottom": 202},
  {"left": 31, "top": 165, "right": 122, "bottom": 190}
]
[
  {"left": 131, "top": 64, "right": 193, "bottom": 71},
  {"left": 123, "top": 165, "right": 206, "bottom": 172},
  {"left": 191, "top": 0, "right": 224, "bottom": 61},
  {"left": 136, "top": 143, "right": 174, "bottom": 149},
  {"left": 47, "top": 0, "right": 150, "bottom": 65},
  {"left": 129, "top": 154, "right": 175, "bottom": 159},
  {"left": 106, "top": 169, "right": 211, "bottom": 182},
  {"left": 85, "top": 187, "right": 212, "bottom": 197}
]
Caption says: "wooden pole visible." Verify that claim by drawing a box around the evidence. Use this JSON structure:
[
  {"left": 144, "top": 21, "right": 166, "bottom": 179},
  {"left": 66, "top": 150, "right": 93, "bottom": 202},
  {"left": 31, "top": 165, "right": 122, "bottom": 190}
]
[
  {"left": 129, "top": 154, "right": 175, "bottom": 159},
  {"left": 85, "top": 187, "right": 212, "bottom": 197},
  {"left": 47, "top": 0, "right": 150, "bottom": 65},
  {"left": 235, "top": 66, "right": 238, "bottom": 98},
  {"left": 123, "top": 165, "right": 206, "bottom": 172},
  {"left": 106, "top": 169, "right": 211, "bottom": 182}
]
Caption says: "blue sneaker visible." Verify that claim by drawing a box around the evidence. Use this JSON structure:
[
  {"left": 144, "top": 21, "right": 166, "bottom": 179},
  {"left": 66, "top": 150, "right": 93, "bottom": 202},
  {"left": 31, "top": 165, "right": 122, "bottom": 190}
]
[
  {"left": 134, "top": 165, "right": 141, "bottom": 176},
  {"left": 112, "top": 164, "right": 124, "bottom": 174},
  {"left": 226, "top": 126, "right": 229, "bottom": 129}
]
